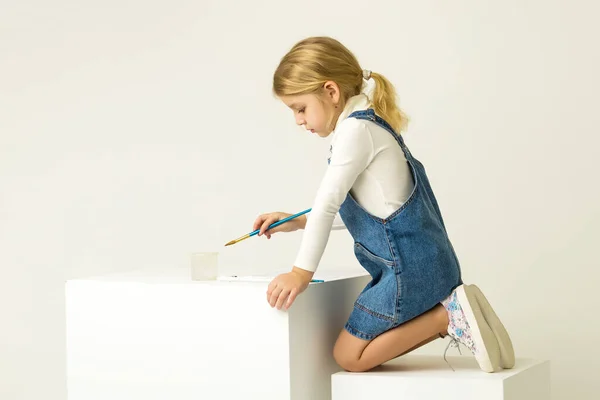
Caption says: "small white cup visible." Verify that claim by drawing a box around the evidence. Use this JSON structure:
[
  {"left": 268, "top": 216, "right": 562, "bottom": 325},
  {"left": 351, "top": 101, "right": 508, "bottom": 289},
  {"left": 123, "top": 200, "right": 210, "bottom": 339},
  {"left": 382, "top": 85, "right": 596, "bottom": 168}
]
[{"left": 190, "top": 252, "right": 218, "bottom": 281}]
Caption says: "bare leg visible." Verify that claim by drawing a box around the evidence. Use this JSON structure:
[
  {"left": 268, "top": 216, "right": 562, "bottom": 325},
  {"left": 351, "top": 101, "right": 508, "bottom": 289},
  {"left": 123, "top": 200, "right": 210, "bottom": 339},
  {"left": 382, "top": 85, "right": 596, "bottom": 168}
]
[
  {"left": 333, "top": 304, "right": 449, "bottom": 372},
  {"left": 395, "top": 332, "right": 441, "bottom": 358}
]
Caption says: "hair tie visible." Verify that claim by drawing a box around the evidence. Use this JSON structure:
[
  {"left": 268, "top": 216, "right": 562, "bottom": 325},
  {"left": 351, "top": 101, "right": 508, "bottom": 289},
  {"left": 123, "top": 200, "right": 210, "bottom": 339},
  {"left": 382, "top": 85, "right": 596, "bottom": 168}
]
[{"left": 362, "top": 69, "right": 372, "bottom": 80}]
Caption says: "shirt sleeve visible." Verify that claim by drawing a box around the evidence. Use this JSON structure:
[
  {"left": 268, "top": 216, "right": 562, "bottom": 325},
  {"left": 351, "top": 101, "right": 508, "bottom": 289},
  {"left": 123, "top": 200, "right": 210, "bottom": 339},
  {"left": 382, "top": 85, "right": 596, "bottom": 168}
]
[
  {"left": 305, "top": 212, "right": 346, "bottom": 230},
  {"left": 293, "top": 119, "right": 374, "bottom": 272}
]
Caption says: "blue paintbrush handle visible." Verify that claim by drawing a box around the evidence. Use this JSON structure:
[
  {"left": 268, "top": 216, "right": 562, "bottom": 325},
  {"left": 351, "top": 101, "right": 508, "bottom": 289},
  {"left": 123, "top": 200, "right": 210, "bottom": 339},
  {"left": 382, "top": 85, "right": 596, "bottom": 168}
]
[{"left": 249, "top": 208, "right": 312, "bottom": 237}]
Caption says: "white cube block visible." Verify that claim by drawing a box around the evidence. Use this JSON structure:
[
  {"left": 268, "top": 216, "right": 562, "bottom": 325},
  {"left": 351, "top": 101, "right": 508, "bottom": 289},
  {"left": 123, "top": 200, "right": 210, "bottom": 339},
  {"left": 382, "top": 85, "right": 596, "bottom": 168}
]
[
  {"left": 332, "top": 355, "right": 550, "bottom": 400},
  {"left": 66, "top": 268, "right": 369, "bottom": 400}
]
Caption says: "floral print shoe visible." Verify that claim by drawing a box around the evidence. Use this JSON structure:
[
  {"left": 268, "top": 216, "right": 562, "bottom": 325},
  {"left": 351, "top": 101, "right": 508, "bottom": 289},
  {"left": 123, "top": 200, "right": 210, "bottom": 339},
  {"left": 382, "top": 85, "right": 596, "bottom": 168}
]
[{"left": 441, "top": 284, "right": 502, "bottom": 373}]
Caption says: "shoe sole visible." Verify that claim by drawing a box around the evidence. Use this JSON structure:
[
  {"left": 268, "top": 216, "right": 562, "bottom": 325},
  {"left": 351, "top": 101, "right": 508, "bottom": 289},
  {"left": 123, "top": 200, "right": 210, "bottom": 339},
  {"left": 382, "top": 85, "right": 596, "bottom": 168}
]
[
  {"left": 456, "top": 284, "right": 502, "bottom": 373},
  {"left": 469, "top": 284, "right": 515, "bottom": 369}
]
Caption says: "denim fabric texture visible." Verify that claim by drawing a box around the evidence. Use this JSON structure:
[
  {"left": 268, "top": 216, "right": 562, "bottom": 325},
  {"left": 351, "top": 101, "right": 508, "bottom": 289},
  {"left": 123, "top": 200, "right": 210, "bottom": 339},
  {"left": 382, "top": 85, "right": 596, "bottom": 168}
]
[{"left": 339, "top": 109, "right": 462, "bottom": 341}]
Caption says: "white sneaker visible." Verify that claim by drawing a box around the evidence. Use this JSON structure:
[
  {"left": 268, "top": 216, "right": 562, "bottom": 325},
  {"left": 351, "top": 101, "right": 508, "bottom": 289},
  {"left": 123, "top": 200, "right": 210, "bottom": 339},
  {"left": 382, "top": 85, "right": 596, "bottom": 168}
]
[
  {"left": 442, "top": 284, "right": 501, "bottom": 373},
  {"left": 469, "top": 284, "right": 515, "bottom": 369}
]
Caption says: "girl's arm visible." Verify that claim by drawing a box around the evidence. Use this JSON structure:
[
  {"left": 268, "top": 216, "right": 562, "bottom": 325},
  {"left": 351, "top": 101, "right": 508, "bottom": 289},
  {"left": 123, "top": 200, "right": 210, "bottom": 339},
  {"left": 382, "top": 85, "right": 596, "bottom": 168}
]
[{"left": 302, "top": 212, "right": 347, "bottom": 230}]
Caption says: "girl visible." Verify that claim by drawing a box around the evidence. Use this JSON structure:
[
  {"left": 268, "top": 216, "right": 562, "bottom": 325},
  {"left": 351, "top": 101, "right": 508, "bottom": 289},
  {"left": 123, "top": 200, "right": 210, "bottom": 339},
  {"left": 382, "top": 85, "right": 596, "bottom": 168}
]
[{"left": 252, "top": 36, "right": 514, "bottom": 373}]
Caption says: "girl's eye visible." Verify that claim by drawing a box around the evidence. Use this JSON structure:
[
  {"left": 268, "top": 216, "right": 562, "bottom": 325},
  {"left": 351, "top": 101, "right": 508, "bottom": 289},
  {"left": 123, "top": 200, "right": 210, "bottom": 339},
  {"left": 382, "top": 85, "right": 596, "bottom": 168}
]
[{"left": 298, "top": 108, "right": 305, "bottom": 113}]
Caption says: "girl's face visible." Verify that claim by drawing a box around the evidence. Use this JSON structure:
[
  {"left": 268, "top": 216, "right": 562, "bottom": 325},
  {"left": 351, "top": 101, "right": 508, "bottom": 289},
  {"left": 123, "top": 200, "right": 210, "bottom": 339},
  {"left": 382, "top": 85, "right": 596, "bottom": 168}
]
[{"left": 280, "top": 81, "right": 342, "bottom": 138}]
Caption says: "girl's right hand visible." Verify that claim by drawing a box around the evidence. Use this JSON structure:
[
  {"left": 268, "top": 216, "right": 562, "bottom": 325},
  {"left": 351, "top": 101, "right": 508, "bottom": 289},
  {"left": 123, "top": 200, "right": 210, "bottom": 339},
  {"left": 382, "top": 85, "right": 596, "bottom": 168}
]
[{"left": 253, "top": 212, "right": 306, "bottom": 239}]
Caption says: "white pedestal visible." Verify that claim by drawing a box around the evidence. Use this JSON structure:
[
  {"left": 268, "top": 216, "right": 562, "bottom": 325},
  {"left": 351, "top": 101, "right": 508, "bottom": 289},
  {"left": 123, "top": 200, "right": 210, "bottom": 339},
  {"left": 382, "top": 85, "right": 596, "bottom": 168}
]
[
  {"left": 332, "top": 355, "right": 550, "bottom": 400},
  {"left": 66, "top": 268, "right": 369, "bottom": 400}
]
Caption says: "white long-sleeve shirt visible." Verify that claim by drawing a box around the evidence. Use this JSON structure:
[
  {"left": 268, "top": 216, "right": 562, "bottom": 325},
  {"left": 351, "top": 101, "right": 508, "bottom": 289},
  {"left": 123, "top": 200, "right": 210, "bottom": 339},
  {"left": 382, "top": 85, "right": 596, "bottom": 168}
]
[{"left": 294, "top": 94, "right": 415, "bottom": 272}]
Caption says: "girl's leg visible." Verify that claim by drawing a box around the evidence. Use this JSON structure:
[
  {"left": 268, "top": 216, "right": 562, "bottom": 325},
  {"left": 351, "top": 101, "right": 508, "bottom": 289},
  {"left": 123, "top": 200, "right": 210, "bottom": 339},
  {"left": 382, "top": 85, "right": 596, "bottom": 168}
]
[
  {"left": 395, "top": 332, "right": 442, "bottom": 358},
  {"left": 333, "top": 304, "right": 449, "bottom": 372}
]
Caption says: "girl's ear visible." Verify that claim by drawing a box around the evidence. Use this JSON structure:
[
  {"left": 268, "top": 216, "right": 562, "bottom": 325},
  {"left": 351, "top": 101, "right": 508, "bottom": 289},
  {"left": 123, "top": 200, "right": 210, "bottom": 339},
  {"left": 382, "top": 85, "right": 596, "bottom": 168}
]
[{"left": 323, "top": 81, "right": 341, "bottom": 105}]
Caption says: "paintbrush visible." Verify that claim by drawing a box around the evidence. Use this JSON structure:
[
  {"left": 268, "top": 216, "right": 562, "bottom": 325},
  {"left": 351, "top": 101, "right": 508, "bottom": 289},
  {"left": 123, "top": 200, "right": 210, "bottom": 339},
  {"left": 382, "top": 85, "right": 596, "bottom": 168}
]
[{"left": 224, "top": 208, "right": 312, "bottom": 246}]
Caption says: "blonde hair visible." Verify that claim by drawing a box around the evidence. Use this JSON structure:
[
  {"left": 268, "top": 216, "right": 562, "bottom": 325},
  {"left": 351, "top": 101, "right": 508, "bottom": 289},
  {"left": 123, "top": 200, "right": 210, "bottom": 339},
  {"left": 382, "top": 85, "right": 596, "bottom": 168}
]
[{"left": 273, "top": 36, "right": 408, "bottom": 133}]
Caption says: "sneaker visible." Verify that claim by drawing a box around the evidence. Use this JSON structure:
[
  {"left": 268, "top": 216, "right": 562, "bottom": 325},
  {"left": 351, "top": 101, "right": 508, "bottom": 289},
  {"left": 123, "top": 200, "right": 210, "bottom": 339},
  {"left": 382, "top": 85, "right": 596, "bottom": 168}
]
[
  {"left": 442, "top": 284, "right": 501, "bottom": 373},
  {"left": 469, "top": 284, "right": 515, "bottom": 369}
]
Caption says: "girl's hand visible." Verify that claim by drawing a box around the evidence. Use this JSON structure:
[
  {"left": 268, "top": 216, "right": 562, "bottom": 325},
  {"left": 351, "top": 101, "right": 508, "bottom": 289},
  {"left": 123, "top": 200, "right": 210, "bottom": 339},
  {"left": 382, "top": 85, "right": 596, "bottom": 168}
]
[
  {"left": 267, "top": 267, "right": 314, "bottom": 310},
  {"left": 253, "top": 212, "right": 307, "bottom": 239}
]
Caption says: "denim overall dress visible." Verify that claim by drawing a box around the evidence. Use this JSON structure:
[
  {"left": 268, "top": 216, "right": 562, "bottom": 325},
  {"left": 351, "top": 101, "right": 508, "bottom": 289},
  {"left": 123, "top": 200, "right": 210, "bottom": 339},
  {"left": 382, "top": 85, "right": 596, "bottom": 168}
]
[{"left": 338, "top": 109, "right": 462, "bottom": 341}]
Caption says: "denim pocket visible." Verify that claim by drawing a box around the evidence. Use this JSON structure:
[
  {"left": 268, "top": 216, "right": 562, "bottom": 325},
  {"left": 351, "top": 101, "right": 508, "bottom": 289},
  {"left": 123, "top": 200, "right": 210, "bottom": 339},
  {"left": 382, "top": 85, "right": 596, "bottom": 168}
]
[
  {"left": 353, "top": 242, "right": 397, "bottom": 321},
  {"left": 354, "top": 242, "right": 395, "bottom": 267}
]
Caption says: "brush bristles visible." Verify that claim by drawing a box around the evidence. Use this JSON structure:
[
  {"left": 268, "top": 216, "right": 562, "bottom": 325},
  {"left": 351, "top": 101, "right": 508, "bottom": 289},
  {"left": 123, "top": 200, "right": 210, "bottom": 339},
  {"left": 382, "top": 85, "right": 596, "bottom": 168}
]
[{"left": 224, "top": 233, "right": 250, "bottom": 247}]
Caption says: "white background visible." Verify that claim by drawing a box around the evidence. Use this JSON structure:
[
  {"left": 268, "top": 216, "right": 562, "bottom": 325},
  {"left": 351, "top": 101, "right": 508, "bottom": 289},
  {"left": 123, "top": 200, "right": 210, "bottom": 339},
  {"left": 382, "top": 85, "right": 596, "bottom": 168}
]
[{"left": 1, "top": 1, "right": 598, "bottom": 399}]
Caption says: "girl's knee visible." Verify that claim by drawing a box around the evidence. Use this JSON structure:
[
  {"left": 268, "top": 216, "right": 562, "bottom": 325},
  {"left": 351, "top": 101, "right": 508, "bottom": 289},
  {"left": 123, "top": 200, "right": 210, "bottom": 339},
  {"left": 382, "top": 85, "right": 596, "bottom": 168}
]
[
  {"left": 333, "top": 328, "right": 372, "bottom": 371},
  {"left": 332, "top": 343, "right": 347, "bottom": 369},
  {"left": 333, "top": 341, "right": 367, "bottom": 372}
]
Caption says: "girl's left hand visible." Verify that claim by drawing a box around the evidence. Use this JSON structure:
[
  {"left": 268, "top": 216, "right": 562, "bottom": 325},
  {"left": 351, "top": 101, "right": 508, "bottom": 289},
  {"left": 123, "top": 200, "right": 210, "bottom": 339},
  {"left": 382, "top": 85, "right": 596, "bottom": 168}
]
[{"left": 267, "top": 267, "right": 314, "bottom": 310}]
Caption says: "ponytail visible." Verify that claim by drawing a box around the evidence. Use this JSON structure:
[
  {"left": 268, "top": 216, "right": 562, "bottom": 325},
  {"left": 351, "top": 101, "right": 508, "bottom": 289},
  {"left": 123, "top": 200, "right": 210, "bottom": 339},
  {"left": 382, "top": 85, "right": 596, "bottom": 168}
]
[{"left": 370, "top": 72, "right": 409, "bottom": 133}]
